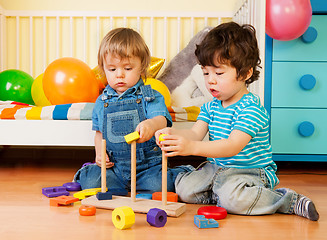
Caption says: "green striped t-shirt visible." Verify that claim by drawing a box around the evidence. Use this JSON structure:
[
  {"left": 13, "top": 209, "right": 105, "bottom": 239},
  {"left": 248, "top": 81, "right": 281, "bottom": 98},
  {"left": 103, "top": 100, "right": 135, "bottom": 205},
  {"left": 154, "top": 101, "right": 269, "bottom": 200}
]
[{"left": 197, "top": 93, "right": 279, "bottom": 189}]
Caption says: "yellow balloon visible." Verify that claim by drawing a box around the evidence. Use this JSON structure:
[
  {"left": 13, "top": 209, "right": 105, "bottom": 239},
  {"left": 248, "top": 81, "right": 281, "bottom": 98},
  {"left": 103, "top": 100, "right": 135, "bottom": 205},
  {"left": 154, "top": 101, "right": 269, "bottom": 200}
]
[
  {"left": 31, "top": 73, "right": 51, "bottom": 106},
  {"left": 144, "top": 78, "right": 171, "bottom": 107},
  {"left": 147, "top": 57, "right": 165, "bottom": 78},
  {"left": 92, "top": 65, "right": 107, "bottom": 92}
]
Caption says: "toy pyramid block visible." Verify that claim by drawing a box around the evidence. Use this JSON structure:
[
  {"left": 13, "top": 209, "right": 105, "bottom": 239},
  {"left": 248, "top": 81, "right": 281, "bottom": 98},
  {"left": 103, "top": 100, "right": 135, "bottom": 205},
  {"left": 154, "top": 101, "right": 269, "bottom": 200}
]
[
  {"left": 50, "top": 196, "right": 80, "bottom": 207},
  {"left": 136, "top": 193, "right": 153, "bottom": 199},
  {"left": 194, "top": 215, "right": 219, "bottom": 229},
  {"left": 147, "top": 208, "right": 167, "bottom": 227},
  {"left": 42, "top": 186, "right": 69, "bottom": 198},
  {"left": 152, "top": 192, "right": 178, "bottom": 202},
  {"left": 63, "top": 182, "right": 81, "bottom": 191},
  {"left": 96, "top": 191, "right": 113, "bottom": 200},
  {"left": 124, "top": 131, "right": 140, "bottom": 144},
  {"left": 73, "top": 188, "right": 102, "bottom": 200},
  {"left": 112, "top": 206, "right": 136, "bottom": 230}
]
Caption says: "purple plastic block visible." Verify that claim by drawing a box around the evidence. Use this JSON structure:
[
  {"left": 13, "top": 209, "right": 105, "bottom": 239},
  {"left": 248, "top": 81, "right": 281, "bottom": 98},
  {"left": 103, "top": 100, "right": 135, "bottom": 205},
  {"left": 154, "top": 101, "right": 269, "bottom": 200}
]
[
  {"left": 147, "top": 208, "right": 167, "bottom": 227},
  {"left": 42, "top": 186, "right": 69, "bottom": 198},
  {"left": 63, "top": 182, "right": 81, "bottom": 191},
  {"left": 82, "top": 162, "right": 94, "bottom": 168}
]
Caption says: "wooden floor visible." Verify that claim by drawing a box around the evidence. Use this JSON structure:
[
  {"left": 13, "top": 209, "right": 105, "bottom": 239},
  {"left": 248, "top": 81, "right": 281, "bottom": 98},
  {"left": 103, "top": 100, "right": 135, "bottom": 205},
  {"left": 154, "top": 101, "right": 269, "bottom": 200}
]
[{"left": 0, "top": 161, "right": 326, "bottom": 240}]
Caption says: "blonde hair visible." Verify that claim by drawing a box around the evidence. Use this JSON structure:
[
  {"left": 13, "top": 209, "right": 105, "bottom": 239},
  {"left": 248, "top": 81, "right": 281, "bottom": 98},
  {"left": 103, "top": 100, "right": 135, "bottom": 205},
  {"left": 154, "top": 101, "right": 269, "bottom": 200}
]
[{"left": 98, "top": 28, "right": 151, "bottom": 78}]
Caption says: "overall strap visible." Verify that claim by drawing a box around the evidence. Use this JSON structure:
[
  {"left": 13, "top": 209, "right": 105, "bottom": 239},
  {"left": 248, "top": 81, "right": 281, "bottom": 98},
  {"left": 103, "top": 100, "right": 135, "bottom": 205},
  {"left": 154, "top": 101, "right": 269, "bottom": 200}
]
[{"left": 140, "top": 85, "right": 155, "bottom": 102}]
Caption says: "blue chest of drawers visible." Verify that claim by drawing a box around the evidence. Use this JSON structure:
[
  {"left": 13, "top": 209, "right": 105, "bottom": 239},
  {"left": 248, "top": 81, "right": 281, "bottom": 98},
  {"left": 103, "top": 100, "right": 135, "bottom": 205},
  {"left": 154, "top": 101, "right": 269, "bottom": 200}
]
[{"left": 265, "top": 1, "right": 327, "bottom": 162}]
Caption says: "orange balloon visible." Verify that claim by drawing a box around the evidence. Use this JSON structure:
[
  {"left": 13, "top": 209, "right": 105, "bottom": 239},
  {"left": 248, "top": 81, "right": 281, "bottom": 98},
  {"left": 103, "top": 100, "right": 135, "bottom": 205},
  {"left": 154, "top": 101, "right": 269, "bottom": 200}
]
[{"left": 43, "top": 57, "right": 99, "bottom": 105}]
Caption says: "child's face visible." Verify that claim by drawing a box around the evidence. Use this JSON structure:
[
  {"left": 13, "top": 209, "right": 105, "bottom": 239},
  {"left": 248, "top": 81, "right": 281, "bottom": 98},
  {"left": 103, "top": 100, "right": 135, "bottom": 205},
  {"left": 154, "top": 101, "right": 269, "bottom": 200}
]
[
  {"left": 103, "top": 53, "right": 143, "bottom": 95},
  {"left": 201, "top": 62, "right": 249, "bottom": 107}
]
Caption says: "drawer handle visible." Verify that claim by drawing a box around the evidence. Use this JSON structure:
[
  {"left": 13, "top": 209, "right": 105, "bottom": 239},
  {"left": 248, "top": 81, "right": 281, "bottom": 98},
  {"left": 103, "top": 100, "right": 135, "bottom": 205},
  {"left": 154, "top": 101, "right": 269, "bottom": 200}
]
[
  {"left": 298, "top": 121, "right": 315, "bottom": 137},
  {"left": 299, "top": 74, "right": 316, "bottom": 90},
  {"left": 301, "top": 27, "right": 318, "bottom": 43}
]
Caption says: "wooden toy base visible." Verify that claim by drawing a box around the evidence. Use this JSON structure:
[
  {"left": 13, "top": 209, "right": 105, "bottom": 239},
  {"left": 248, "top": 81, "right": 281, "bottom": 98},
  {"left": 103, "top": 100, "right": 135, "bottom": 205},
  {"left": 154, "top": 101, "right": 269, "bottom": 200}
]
[{"left": 81, "top": 195, "right": 186, "bottom": 217}]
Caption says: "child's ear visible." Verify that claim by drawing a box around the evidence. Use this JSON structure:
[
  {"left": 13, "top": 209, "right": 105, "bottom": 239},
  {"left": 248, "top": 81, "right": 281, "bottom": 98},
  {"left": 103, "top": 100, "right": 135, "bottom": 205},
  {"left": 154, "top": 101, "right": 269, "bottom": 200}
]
[{"left": 244, "top": 68, "right": 253, "bottom": 81}]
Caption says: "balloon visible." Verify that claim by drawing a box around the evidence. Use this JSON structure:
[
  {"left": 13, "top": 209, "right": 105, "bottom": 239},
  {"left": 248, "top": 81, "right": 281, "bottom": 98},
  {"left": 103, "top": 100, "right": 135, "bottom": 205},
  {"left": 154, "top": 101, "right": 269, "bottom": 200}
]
[
  {"left": 148, "top": 57, "right": 165, "bottom": 78},
  {"left": 31, "top": 73, "right": 51, "bottom": 106},
  {"left": 0, "top": 69, "right": 35, "bottom": 105},
  {"left": 266, "top": 0, "right": 312, "bottom": 41},
  {"left": 43, "top": 57, "right": 100, "bottom": 105},
  {"left": 144, "top": 78, "right": 171, "bottom": 107}
]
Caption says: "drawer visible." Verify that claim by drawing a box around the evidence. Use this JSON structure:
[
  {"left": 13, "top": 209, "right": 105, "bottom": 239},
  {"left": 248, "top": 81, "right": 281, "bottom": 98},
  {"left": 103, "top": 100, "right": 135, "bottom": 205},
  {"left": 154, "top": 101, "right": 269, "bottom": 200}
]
[
  {"left": 271, "top": 62, "right": 327, "bottom": 108},
  {"left": 270, "top": 108, "right": 327, "bottom": 154},
  {"left": 273, "top": 15, "right": 327, "bottom": 61}
]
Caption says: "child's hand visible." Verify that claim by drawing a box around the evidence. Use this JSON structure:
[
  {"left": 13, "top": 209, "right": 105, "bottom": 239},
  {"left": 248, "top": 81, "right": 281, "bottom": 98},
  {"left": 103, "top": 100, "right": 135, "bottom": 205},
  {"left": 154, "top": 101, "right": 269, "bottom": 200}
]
[
  {"left": 135, "top": 121, "right": 154, "bottom": 143},
  {"left": 155, "top": 127, "right": 171, "bottom": 146},
  {"left": 159, "top": 134, "right": 194, "bottom": 157},
  {"left": 95, "top": 154, "right": 114, "bottom": 168}
]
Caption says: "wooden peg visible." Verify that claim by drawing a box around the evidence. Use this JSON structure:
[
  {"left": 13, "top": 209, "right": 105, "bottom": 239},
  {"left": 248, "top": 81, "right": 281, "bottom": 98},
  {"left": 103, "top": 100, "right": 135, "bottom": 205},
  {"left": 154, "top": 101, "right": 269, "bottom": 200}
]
[
  {"left": 101, "top": 139, "right": 107, "bottom": 193},
  {"left": 124, "top": 131, "right": 140, "bottom": 202},
  {"left": 159, "top": 134, "right": 168, "bottom": 206},
  {"left": 131, "top": 141, "right": 136, "bottom": 202}
]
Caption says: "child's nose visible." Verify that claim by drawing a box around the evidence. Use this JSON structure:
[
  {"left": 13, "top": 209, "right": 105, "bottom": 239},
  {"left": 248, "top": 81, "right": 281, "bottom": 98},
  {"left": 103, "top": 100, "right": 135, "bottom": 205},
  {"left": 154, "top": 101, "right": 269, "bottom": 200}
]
[
  {"left": 116, "top": 69, "right": 124, "bottom": 78},
  {"left": 208, "top": 75, "right": 216, "bottom": 84}
]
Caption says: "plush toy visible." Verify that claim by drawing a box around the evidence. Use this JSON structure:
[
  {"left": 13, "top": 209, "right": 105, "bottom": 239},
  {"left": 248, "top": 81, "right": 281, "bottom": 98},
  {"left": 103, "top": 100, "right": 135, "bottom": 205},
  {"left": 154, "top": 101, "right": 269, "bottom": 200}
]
[{"left": 158, "top": 27, "right": 213, "bottom": 108}]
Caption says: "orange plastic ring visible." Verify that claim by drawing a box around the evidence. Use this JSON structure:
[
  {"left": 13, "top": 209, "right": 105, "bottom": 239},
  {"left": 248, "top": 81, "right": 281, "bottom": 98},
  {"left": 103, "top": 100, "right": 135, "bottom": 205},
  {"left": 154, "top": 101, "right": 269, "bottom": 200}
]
[{"left": 79, "top": 205, "right": 96, "bottom": 216}]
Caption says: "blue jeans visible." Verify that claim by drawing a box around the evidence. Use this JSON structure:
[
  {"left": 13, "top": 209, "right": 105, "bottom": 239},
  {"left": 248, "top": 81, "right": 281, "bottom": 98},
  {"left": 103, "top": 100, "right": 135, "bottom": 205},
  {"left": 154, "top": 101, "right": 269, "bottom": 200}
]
[
  {"left": 175, "top": 162, "right": 298, "bottom": 215},
  {"left": 74, "top": 163, "right": 192, "bottom": 193}
]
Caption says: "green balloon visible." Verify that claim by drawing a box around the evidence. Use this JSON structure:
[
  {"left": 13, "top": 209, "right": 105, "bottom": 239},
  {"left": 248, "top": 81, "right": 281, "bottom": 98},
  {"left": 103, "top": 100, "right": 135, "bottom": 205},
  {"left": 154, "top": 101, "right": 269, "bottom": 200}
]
[{"left": 0, "top": 69, "right": 35, "bottom": 105}]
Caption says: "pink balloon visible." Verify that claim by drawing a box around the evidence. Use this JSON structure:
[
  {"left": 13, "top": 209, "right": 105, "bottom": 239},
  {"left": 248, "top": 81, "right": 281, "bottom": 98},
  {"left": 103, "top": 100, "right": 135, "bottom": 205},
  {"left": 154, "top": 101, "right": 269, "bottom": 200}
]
[{"left": 266, "top": 0, "right": 312, "bottom": 41}]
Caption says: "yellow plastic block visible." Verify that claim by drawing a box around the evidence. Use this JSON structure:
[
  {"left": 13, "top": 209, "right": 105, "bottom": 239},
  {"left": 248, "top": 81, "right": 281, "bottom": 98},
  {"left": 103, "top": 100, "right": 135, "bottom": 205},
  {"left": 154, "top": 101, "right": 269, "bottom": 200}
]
[
  {"left": 112, "top": 206, "right": 135, "bottom": 230},
  {"left": 124, "top": 131, "right": 140, "bottom": 144},
  {"left": 73, "top": 188, "right": 102, "bottom": 200},
  {"left": 159, "top": 134, "right": 168, "bottom": 142}
]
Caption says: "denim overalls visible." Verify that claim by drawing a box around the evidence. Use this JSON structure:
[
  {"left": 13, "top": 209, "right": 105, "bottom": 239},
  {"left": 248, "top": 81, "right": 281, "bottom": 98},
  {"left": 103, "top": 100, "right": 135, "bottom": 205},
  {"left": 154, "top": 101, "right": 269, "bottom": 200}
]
[{"left": 74, "top": 83, "right": 192, "bottom": 193}]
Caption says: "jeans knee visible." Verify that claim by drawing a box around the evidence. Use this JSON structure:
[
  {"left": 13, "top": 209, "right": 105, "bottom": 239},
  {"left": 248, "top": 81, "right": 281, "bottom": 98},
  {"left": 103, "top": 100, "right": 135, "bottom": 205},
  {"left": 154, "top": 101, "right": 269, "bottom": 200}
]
[
  {"left": 74, "top": 165, "right": 101, "bottom": 190},
  {"left": 175, "top": 173, "right": 199, "bottom": 203}
]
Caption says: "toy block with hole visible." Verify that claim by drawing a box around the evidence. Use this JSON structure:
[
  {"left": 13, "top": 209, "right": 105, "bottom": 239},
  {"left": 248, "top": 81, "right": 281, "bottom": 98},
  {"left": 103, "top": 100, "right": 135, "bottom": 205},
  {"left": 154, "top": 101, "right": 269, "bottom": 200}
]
[
  {"left": 147, "top": 208, "right": 167, "bottom": 227},
  {"left": 197, "top": 206, "right": 227, "bottom": 220},
  {"left": 63, "top": 182, "right": 81, "bottom": 191},
  {"left": 79, "top": 205, "right": 96, "bottom": 216},
  {"left": 73, "top": 188, "right": 102, "bottom": 200},
  {"left": 194, "top": 215, "right": 219, "bottom": 229},
  {"left": 42, "top": 186, "right": 69, "bottom": 198},
  {"left": 50, "top": 196, "right": 79, "bottom": 207},
  {"left": 96, "top": 191, "right": 113, "bottom": 200},
  {"left": 112, "top": 206, "right": 135, "bottom": 230},
  {"left": 124, "top": 131, "right": 140, "bottom": 144},
  {"left": 152, "top": 192, "right": 178, "bottom": 202},
  {"left": 136, "top": 193, "right": 153, "bottom": 199},
  {"left": 158, "top": 134, "right": 168, "bottom": 142}
]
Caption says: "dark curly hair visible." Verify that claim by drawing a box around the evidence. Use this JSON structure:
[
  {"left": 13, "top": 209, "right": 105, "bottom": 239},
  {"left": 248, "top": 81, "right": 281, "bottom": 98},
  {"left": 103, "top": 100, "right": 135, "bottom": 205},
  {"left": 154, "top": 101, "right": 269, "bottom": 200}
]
[{"left": 195, "top": 22, "right": 261, "bottom": 86}]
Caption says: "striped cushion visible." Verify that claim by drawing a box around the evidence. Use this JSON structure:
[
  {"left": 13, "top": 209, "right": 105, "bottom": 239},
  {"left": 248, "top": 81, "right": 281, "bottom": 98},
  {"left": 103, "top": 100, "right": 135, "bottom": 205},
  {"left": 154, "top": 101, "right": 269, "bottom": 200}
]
[
  {"left": 0, "top": 101, "right": 199, "bottom": 121},
  {"left": 0, "top": 101, "right": 94, "bottom": 120}
]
